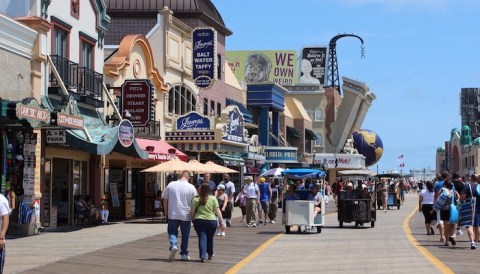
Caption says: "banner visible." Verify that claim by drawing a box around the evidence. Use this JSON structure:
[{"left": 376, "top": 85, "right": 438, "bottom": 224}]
[
  {"left": 300, "top": 46, "right": 328, "bottom": 86},
  {"left": 192, "top": 28, "right": 217, "bottom": 89},
  {"left": 227, "top": 50, "right": 298, "bottom": 86}
]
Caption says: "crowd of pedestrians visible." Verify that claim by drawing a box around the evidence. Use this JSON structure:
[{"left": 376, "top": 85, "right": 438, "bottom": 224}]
[{"left": 418, "top": 170, "right": 480, "bottom": 249}]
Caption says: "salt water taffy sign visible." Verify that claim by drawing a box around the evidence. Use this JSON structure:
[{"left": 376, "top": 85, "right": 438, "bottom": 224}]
[{"left": 192, "top": 27, "right": 217, "bottom": 89}]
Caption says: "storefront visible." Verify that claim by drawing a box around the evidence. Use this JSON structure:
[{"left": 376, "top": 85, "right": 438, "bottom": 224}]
[
  {"left": 0, "top": 98, "right": 48, "bottom": 234},
  {"left": 166, "top": 106, "right": 249, "bottom": 187}
]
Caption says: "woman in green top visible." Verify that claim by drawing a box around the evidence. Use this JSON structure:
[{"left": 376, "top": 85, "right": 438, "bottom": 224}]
[{"left": 191, "top": 183, "right": 224, "bottom": 262}]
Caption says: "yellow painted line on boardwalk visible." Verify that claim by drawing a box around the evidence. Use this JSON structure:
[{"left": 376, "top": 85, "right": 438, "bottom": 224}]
[
  {"left": 404, "top": 206, "right": 454, "bottom": 274},
  {"left": 225, "top": 233, "right": 284, "bottom": 274}
]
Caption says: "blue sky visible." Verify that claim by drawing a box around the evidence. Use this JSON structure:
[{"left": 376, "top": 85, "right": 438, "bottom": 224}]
[{"left": 213, "top": 0, "right": 480, "bottom": 173}]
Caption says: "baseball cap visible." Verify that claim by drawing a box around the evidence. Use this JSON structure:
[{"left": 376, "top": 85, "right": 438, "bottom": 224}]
[
  {"left": 346, "top": 182, "right": 353, "bottom": 188},
  {"left": 260, "top": 178, "right": 266, "bottom": 182},
  {"left": 217, "top": 184, "right": 226, "bottom": 190}
]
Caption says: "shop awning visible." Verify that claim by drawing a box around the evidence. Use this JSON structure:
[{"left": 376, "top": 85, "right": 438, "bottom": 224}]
[
  {"left": 214, "top": 152, "right": 245, "bottom": 166},
  {"left": 286, "top": 126, "right": 300, "bottom": 138},
  {"left": 136, "top": 138, "right": 188, "bottom": 162},
  {"left": 226, "top": 98, "right": 253, "bottom": 124},
  {"left": 305, "top": 128, "right": 318, "bottom": 140},
  {"left": 44, "top": 97, "right": 148, "bottom": 159}
]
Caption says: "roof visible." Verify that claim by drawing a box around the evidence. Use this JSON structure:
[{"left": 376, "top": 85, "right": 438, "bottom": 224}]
[
  {"left": 285, "top": 97, "right": 311, "bottom": 121},
  {"left": 105, "top": 0, "right": 232, "bottom": 38}
]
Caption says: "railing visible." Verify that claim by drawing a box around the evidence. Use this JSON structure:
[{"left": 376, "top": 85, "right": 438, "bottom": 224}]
[
  {"left": 78, "top": 67, "right": 103, "bottom": 99},
  {"left": 50, "top": 55, "right": 78, "bottom": 89}
]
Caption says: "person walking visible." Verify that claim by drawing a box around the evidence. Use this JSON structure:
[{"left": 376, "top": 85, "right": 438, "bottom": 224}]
[
  {"left": 0, "top": 193, "right": 11, "bottom": 273},
  {"left": 419, "top": 181, "right": 436, "bottom": 235},
  {"left": 433, "top": 171, "right": 448, "bottom": 239},
  {"left": 258, "top": 177, "right": 271, "bottom": 225},
  {"left": 435, "top": 180, "right": 459, "bottom": 247},
  {"left": 235, "top": 188, "right": 247, "bottom": 223},
  {"left": 215, "top": 185, "right": 229, "bottom": 236},
  {"left": 219, "top": 174, "right": 235, "bottom": 227},
  {"left": 243, "top": 176, "right": 259, "bottom": 227},
  {"left": 162, "top": 170, "right": 197, "bottom": 261},
  {"left": 268, "top": 179, "right": 279, "bottom": 223},
  {"left": 460, "top": 173, "right": 480, "bottom": 249},
  {"left": 191, "top": 183, "right": 224, "bottom": 262}
]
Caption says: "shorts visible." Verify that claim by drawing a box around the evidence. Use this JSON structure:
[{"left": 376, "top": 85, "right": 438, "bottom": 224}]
[
  {"left": 260, "top": 201, "right": 269, "bottom": 213},
  {"left": 474, "top": 213, "right": 480, "bottom": 227},
  {"left": 421, "top": 204, "right": 435, "bottom": 223},
  {"left": 440, "top": 209, "right": 450, "bottom": 222}
]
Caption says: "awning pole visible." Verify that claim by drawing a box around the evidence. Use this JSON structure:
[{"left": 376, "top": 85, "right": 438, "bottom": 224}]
[{"left": 47, "top": 55, "right": 92, "bottom": 142}]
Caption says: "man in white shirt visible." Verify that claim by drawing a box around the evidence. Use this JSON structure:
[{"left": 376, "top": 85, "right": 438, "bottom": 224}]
[
  {"left": 243, "top": 176, "right": 260, "bottom": 227},
  {"left": 220, "top": 174, "right": 235, "bottom": 227},
  {"left": 0, "top": 193, "right": 11, "bottom": 272},
  {"left": 162, "top": 171, "right": 197, "bottom": 261}
]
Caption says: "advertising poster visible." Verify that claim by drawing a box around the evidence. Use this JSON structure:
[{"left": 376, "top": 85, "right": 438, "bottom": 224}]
[
  {"left": 192, "top": 28, "right": 217, "bottom": 89},
  {"left": 300, "top": 46, "right": 328, "bottom": 86},
  {"left": 226, "top": 50, "right": 298, "bottom": 86}
]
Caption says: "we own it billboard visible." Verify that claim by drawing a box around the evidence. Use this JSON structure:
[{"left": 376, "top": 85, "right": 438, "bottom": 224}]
[{"left": 226, "top": 50, "right": 298, "bottom": 86}]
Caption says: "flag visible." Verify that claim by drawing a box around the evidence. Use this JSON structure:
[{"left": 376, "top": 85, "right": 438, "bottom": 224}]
[
  {"left": 398, "top": 155, "right": 404, "bottom": 159},
  {"left": 400, "top": 163, "right": 405, "bottom": 167}
]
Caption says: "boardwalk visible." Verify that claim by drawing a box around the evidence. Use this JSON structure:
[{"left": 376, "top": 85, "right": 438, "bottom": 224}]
[{"left": 5, "top": 193, "right": 476, "bottom": 273}]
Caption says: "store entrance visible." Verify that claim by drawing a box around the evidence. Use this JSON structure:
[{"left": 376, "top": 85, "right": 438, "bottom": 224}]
[{"left": 51, "top": 158, "right": 71, "bottom": 226}]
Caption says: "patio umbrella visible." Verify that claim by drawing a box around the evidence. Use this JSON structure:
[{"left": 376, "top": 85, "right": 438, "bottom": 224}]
[
  {"left": 141, "top": 157, "right": 204, "bottom": 173},
  {"left": 260, "top": 167, "right": 285, "bottom": 178},
  {"left": 202, "top": 161, "right": 238, "bottom": 174}
]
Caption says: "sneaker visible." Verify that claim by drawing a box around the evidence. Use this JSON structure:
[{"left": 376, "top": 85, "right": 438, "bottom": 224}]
[
  {"left": 430, "top": 227, "right": 435, "bottom": 235},
  {"left": 456, "top": 229, "right": 463, "bottom": 236},
  {"left": 208, "top": 254, "right": 214, "bottom": 260},
  {"left": 246, "top": 223, "right": 252, "bottom": 227},
  {"left": 258, "top": 220, "right": 263, "bottom": 224},
  {"left": 216, "top": 232, "right": 221, "bottom": 236},
  {"left": 264, "top": 221, "right": 267, "bottom": 225},
  {"left": 220, "top": 231, "right": 225, "bottom": 236},
  {"left": 226, "top": 222, "right": 231, "bottom": 227},
  {"left": 449, "top": 237, "right": 456, "bottom": 246},
  {"left": 169, "top": 246, "right": 178, "bottom": 261},
  {"left": 471, "top": 243, "right": 477, "bottom": 250},
  {"left": 252, "top": 223, "right": 257, "bottom": 227},
  {"left": 271, "top": 220, "right": 276, "bottom": 224},
  {"left": 181, "top": 255, "right": 190, "bottom": 261},
  {"left": 200, "top": 258, "right": 205, "bottom": 263}
]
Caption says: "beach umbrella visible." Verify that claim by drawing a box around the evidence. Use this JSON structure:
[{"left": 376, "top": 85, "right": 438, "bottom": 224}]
[
  {"left": 202, "top": 161, "right": 238, "bottom": 173},
  {"left": 141, "top": 157, "right": 204, "bottom": 173},
  {"left": 260, "top": 167, "right": 285, "bottom": 178}
]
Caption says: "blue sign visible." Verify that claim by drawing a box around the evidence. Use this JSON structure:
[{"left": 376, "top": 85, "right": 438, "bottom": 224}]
[
  {"left": 192, "top": 28, "right": 216, "bottom": 89},
  {"left": 264, "top": 146, "right": 298, "bottom": 163},
  {"left": 176, "top": 112, "right": 211, "bottom": 131},
  {"left": 222, "top": 107, "right": 245, "bottom": 143}
]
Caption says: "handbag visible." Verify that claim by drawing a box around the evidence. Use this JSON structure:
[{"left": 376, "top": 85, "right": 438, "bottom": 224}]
[
  {"left": 459, "top": 184, "right": 476, "bottom": 226},
  {"left": 433, "top": 188, "right": 450, "bottom": 211},
  {"left": 449, "top": 187, "right": 459, "bottom": 224}
]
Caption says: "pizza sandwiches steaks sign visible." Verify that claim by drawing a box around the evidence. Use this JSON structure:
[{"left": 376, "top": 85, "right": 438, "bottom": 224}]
[
  {"left": 121, "top": 80, "right": 153, "bottom": 126},
  {"left": 192, "top": 27, "right": 217, "bottom": 89}
]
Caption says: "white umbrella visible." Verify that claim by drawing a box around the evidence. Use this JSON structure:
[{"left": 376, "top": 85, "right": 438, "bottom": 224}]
[
  {"left": 260, "top": 167, "right": 285, "bottom": 178},
  {"left": 141, "top": 157, "right": 205, "bottom": 173},
  {"left": 202, "top": 161, "right": 238, "bottom": 174}
]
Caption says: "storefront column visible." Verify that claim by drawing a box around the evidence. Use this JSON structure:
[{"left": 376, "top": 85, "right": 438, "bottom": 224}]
[
  {"left": 272, "top": 111, "right": 279, "bottom": 146},
  {"left": 259, "top": 106, "right": 270, "bottom": 146}
]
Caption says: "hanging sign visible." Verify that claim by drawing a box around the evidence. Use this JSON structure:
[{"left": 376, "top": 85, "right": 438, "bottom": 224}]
[
  {"left": 192, "top": 27, "right": 217, "bottom": 89},
  {"left": 118, "top": 119, "right": 134, "bottom": 147},
  {"left": 121, "top": 80, "right": 153, "bottom": 126}
]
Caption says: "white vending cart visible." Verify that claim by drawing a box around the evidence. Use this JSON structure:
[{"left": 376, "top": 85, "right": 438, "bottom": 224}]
[{"left": 284, "top": 199, "right": 325, "bottom": 233}]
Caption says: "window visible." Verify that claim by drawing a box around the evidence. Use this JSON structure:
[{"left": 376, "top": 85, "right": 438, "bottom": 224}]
[
  {"left": 53, "top": 26, "right": 69, "bottom": 58},
  {"left": 314, "top": 107, "right": 322, "bottom": 121},
  {"left": 315, "top": 133, "right": 323, "bottom": 146},
  {"left": 217, "top": 102, "right": 221, "bottom": 118},
  {"left": 168, "top": 85, "right": 197, "bottom": 115},
  {"left": 217, "top": 54, "right": 222, "bottom": 80},
  {"left": 203, "top": 98, "right": 209, "bottom": 115},
  {"left": 79, "top": 36, "right": 95, "bottom": 69},
  {"left": 210, "top": 100, "right": 215, "bottom": 116}
]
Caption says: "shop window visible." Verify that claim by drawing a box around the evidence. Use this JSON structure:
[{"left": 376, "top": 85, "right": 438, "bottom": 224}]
[
  {"left": 315, "top": 133, "right": 323, "bottom": 146},
  {"left": 217, "top": 54, "right": 222, "bottom": 80},
  {"left": 79, "top": 36, "right": 94, "bottom": 69},
  {"left": 210, "top": 100, "right": 215, "bottom": 116},
  {"left": 168, "top": 85, "right": 197, "bottom": 115},
  {"left": 217, "top": 102, "right": 221, "bottom": 118},
  {"left": 53, "top": 26, "right": 69, "bottom": 58},
  {"left": 314, "top": 107, "right": 322, "bottom": 121},
  {"left": 203, "top": 98, "right": 208, "bottom": 115}
]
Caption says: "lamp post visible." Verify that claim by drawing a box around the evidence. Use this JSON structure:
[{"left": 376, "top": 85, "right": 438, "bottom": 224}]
[
  {"left": 423, "top": 168, "right": 426, "bottom": 182},
  {"left": 376, "top": 164, "right": 379, "bottom": 175}
]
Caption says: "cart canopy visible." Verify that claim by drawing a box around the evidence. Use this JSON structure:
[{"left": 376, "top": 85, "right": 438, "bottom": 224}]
[{"left": 281, "top": 169, "right": 326, "bottom": 179}]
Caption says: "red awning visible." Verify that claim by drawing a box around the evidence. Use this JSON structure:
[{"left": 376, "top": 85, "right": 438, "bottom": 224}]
[{"left": 135, "top": 138, "right": 188, "bottom": 162}]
